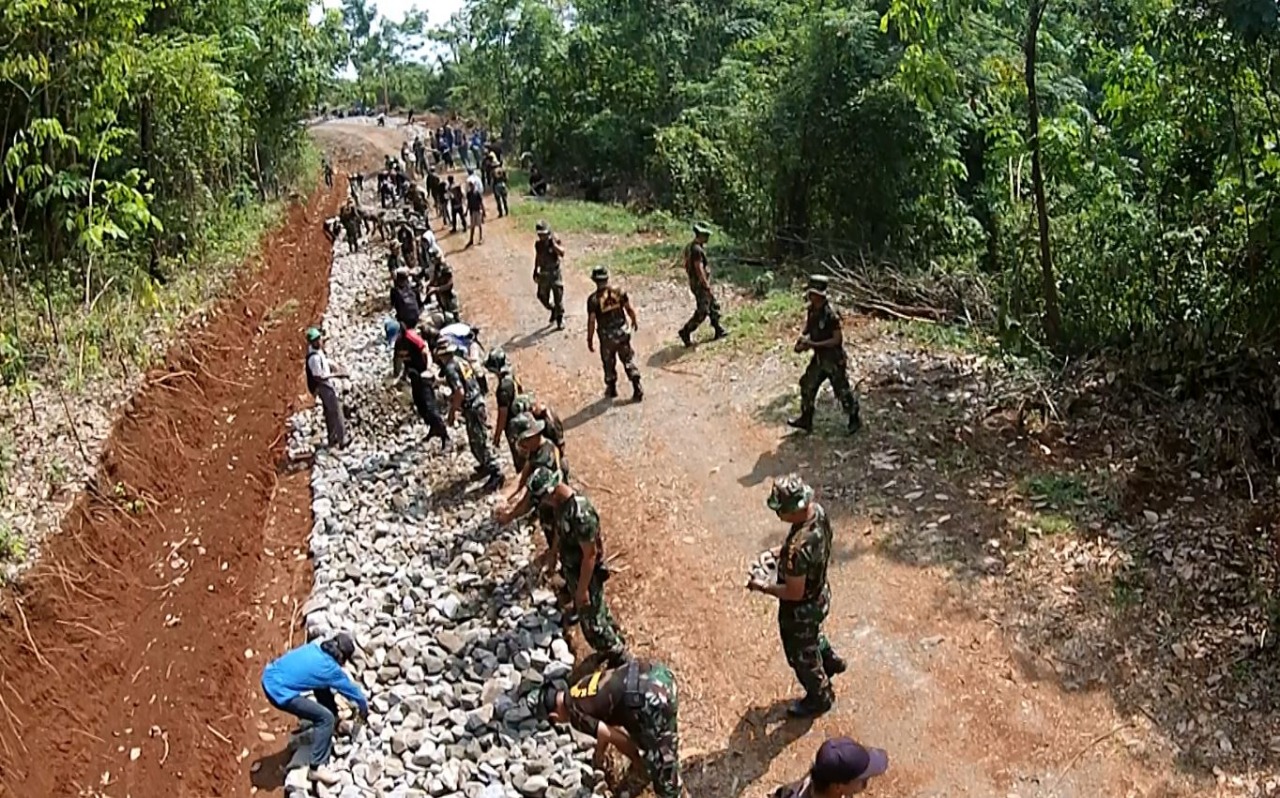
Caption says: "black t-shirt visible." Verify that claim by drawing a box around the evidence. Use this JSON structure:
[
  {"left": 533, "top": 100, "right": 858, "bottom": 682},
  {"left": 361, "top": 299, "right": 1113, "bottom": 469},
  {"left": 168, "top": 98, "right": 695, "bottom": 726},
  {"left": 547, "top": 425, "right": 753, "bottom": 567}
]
[
  {"left": 391, "top": 284, "right": 421, "bottom": 326},
  {"left": 565, "top": 667, "right": 628, "bottom": 737},
  {"left": 467, "top": 190, "right": 484, "bottom": 213}
]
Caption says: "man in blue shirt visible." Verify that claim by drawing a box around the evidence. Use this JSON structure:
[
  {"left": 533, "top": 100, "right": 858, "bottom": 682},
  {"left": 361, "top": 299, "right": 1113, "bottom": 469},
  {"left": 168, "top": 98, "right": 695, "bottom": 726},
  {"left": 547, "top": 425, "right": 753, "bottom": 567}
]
[{"left": 261, "top": 632, "right": 368, "bottom": 784}]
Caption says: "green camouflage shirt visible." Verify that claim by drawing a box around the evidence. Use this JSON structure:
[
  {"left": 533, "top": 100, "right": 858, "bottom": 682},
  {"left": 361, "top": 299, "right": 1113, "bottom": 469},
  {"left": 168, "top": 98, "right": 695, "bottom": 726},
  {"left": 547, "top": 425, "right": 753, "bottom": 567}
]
[
  {"left": 587, "top": 287, "right": 631, "bottom": 343},
  {"left": 777, "top": 503, "right": 832, "bottom": 603},
  {"left": 803, "top": 300, "right": 844, "bottom": 363},
  {"left": 684, "top": 241, "right": 709, "bottom": 293},
  {"left": 555, "top": 494, "right": 601, "bottom": 576}
]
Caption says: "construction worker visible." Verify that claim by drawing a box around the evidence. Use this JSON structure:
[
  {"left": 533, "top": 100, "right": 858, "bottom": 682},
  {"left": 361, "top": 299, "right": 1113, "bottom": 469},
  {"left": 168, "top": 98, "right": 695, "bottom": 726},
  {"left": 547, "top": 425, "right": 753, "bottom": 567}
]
[{"left": 304, "top": 328, "right": 348, "bottom": 449}]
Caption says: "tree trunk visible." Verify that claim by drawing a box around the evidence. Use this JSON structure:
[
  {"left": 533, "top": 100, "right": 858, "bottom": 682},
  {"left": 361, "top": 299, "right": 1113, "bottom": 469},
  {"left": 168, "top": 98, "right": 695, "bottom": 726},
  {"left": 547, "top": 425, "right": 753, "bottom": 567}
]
[{"left": 1025, "top": 0, "right": 1062, "bottom": 349}]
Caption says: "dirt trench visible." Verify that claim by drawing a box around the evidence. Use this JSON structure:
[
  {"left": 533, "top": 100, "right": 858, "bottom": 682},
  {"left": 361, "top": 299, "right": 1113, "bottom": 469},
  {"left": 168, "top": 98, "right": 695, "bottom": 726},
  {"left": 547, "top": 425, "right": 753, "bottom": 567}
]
[{"left": 0, "top": 172, "right": 346, "bottom": 796}]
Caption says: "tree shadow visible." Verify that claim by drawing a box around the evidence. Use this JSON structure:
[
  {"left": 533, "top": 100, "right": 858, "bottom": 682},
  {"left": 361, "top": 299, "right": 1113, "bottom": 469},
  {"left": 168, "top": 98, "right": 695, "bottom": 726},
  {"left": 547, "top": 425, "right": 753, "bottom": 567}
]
[
  {"left": 248, "top": 747, "right": 294, "bottom": 790},
  {"left": 563, "top": 396, "right": 614, "bottom": 433},
  {"left": 681, "top": 700, "right": 814, "bottom": 798}
]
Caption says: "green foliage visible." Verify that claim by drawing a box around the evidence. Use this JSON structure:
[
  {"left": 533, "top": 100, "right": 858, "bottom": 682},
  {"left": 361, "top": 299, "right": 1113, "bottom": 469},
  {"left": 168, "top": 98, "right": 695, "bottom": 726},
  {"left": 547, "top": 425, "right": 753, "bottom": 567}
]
[
  {"left": 0, "top": 523, "right": 25, "bottom": 564},
  {"left": 509, "top": 198, "right": 657, "bottom": 236}
]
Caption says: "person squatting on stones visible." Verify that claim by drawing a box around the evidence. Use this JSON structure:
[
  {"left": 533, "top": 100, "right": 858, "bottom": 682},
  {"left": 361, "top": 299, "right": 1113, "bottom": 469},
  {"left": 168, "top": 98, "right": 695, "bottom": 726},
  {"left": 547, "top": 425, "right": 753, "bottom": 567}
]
[
  {"left": 435, "top": 340, "right": 503, "bottom": 490},
  {"left": 426, "top": 257, "right": 460, "bottom": 323},
  {"left": 586, "top": 266, "right": 643, "bottom": 401},
  {"left": 260, "top": 632, "right": 368, "bottom": 785},
  {"left": 678, "top": 222, "right": 728, "bottom": 347},
  {"left": 771, "top": 738, "right": 890, "bottom": 798},
  {"left": 396, "top": 223, "right": 419, "bottom": 274},
  {"left": 533, "top": 221, "right": 566, "bottom": 330},
  {"left": 305, "top": 327, "right": 348, "bottom": 448},
  {"left": 537, "top": 659, "right": 683, "bottom": 798},
  {"left": 338, "top": 202, "right": 361, "bottom": 253},
  {"left": 389, "top": 319, "right": 449, "bottom": 448},
  {"left": 386, "top": 240, "right": 404, "bottom": 278},
  {"left": 390, "top": 267, "right": 421, "bottom": 329},
  {"left": 790, "top": 274, "right": 862, "bottom": 435},
  {"left": 527, "top": 465, "right": 627, "bottom": 665},
  {"left": 748, "top": 474, "right": 845, "bottom": 717},
  {"left": 484, "top": 348, "right": 526, "bottom": 469}
]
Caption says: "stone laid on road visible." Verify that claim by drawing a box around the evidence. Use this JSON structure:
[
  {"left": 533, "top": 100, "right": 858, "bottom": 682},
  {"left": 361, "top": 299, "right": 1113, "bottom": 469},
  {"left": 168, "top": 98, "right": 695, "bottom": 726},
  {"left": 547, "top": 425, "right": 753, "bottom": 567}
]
[{"left": 282, "top": 187, "right": 604, "bottom": 798}]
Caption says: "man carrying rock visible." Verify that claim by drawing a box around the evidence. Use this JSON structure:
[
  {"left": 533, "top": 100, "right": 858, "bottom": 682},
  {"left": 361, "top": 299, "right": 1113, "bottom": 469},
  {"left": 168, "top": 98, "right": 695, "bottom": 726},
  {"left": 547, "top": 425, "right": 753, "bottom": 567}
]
[
  {"left": 261, "top": 632, "right": 368, "bottom": 786},
  {"left": 533, "top": 221, "right": 566, "bottom": 330},
  {"left": 527, "top": 466, "right": 627, "bottom": 665},
  {"left": 537, "top": 658, "right": 682, "bottom": 798},
  {"left": 391, "top": 320, "right": 449, "bottom": 448},
  {"left": 435, "top": 340, "right": 503, "bottom": 490},
  {"left": 790, "top": 274, "right": 861, "bottom": 435},
  {"left": 677, "top": 222, "right": 728, "bottom": 347},
  {"left": 747, "top": 473, "right": 846, "bottom": 717},
  {"left": 305, "top": 327, "right": 348, "bottom": 449},
  {"left": 586, "top": 266, "right": 642, "bottom": 401}
]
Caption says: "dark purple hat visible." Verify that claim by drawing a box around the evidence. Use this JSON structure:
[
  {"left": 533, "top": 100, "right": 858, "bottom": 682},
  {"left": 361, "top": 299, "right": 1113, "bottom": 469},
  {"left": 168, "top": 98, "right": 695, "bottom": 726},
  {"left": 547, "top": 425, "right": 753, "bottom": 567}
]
[{"left": 812, "top": 737, "right": 889, "bottom": 784}]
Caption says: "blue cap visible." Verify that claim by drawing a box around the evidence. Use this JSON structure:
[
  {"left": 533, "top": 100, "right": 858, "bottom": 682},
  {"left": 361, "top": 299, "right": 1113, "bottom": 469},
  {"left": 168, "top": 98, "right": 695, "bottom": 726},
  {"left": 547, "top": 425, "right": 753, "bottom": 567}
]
[
  {"left": 384, "top": 318, "right": 401, "bottom": 344},
  {"left": 812, "top": 738, "right": 889, "bottom": 785}
]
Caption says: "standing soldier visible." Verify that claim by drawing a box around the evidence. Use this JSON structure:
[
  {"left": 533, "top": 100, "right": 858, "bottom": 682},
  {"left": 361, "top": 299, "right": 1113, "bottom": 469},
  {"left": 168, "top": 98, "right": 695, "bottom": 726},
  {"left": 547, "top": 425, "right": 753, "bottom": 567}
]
[
  {"left": 304, "top": 328, "right": 349, "bottom": 449},
  {"left": 526, "top": 467, "right": 627, "bottom": 664},
  {"left": 338, "top": 202, "right": 361, "bottom": 253},
  {"left": 747, "top": 474, "right": 846, "bottom": 718},
  {"left": 677, "top": 223, "right": 728, "bottom": 347},
  {"left": 484, "top": 348, "right": 525, "bottom": 468},
  {"left": 533, "top": 221, "right": 566, "bottom": 330},
  {"left": 490, "top": 154, "right": 509, "bottom": 217},
  {"left": 536, "top": 658, "right": 682, "bottom": 798},
  {"left": 790, "top": 275, "right": 861, "bottom": 434},
  {"left": 435, "top": 341, "right": 503, "bottom": 490},
  {"left": 586, "top": 266, "right": 642, "bottom": 401},
  {"left": 322, "top": 158, "right": 334, "bottom": 188}
]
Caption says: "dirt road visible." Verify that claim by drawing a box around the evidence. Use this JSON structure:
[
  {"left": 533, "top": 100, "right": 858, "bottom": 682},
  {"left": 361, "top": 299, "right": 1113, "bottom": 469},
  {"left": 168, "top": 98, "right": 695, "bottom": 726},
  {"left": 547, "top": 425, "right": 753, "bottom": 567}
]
[{"left": 420, "top": 180, "right": 1204, "bottom": 795}]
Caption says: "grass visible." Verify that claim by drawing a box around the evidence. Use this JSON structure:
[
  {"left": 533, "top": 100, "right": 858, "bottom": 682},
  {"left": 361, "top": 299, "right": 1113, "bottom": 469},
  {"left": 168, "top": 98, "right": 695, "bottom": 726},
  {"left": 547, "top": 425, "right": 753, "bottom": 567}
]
[
  {"left": 1021, "top": 472, "right": 1090, "bottom": 507},
  {"left": 890, "top": 319, "right": 993, "bottom": 355},
  {"left": 721, "top": 290, "right": 806, "bottom": 351},
  {"left": 510, "top": 195, "right": 651, "bottom": 236}
]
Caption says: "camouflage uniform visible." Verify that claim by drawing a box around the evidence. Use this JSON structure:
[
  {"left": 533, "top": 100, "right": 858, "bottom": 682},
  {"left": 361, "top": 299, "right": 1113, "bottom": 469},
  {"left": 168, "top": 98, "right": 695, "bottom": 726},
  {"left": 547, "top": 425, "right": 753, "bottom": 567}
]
[
  {"left": 534, "top": 224, "right": 565, "bottom": 327},
  {"left": 767, "top": 474, "right": 844, "bottom": 713},
  {"left": 678, "top": 226, "right": 726, "bottom": 344},
  {"left": 529, "top": 468, "right": 626, "bottom": 662},
  {"left": 586, "top": 267, "right": 642, "bottom": 399},
  {"left": 338, "top": 204, "right": 361, "bottom": 253},
  {"left": 494, "top": 369, "right": 525, "bottom": 469},
  {"left": 439, "top": 351, "right": 500, "bottom": 481},
  {"left": 794, "top": 275, "right": 860, "bottom": 433},
  {"left": 560, "top": 660, "right": 682, "bottom": 798},
  {"left": 431, "top": 260, "right": 460, "bottom": 322}
]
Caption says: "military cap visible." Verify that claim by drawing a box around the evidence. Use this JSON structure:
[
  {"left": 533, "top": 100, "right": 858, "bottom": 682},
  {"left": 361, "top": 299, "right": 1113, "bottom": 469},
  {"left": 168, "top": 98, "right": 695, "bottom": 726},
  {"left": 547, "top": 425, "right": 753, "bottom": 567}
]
[
  {"left": 535, "top": 220, "right": 550, "bottom": 235},
  {"left": 527, "top": 466, "right": 562, "bottom": 499},
  {"left": 517, "top": 416, "right": 546, "bottom": 441},
  {"left": 509, "top": 393, "right": 535, "bottom": 416},
  {"left": 483, "top": 347, "right": 509, "bottom": 373},
  {"left": 767, "top": 473, "right": 814, "bottom": 513},
  {"left": 509, "top": 412, "right": 537, "bottom": 439},
  {"left": 590, "top": 265, "right": 609, "bottom": 282},
  {"left": 805, "top": 275, "right": 829, "bottom": 297},
  {"left": 693, "top": 222, "right": 712, "bottom": 237}
]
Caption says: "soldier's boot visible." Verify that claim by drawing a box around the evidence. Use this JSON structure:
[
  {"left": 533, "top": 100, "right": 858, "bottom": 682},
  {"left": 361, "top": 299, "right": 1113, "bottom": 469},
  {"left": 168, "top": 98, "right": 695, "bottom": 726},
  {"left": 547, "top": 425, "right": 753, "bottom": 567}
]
[
  {"left": 822, "top": 650, "right": 847, "bottom": 676},
  {"left": 678, "top": 328, "right": 693, "bottom": 348},
  {"left": 555, "top": 309, "right": 565, "bottom": 331},
  {"left": 847, "top": 411, "right": 862, "bottom": 435},
  {"left": 787, "top": 411, "right": 814, "bottom": 433},
  {"left": 786, "top": 693, "right": 834, "bottom": 718},
  {"left": 712, "top": 325, "right": 729, "bottom": 341},
  {"left": 630, "top": 376, "right": 644, "bottom": 402},
  {"left": 604, "top": 381, "right": 618, "bottom": 399},
  {"left": 548, "top": 307, "right": 557, "bottom": 324}
]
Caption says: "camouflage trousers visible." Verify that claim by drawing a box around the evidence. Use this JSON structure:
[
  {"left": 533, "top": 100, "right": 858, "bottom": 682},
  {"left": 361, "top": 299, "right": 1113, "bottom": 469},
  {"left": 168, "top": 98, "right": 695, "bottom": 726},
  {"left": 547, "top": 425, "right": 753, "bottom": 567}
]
[
  {"left": 536, "top": 278, "right": 564, "bottom": 323},
  {"left": 778, "top": 589, "right": 835, "bottom": 704},
  {"left": 562, "top": 565, "right": 626, "bottom": 660},
  {"left": 341, "top": 223, "right": 360, "bottom": 253},
  {"left": 630, "top": 663, "right": 683, "bottom": 798},
  {"left": 462, "top": 402, "right": 499, "bottom": 477},
  {"left": 679, "top": 286, "right": 722, "bottom": 336},
  {"left": 599, "top": 335, "right": 641, "bottom": 389},
  {"left": 798, "top": 355, "right": 859, "bottom": 420}
]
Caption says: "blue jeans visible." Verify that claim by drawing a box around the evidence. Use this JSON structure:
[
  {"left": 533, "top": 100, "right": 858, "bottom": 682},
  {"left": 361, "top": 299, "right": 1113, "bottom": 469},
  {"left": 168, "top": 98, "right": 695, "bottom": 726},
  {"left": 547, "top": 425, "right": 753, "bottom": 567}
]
[{"left": 268, "top": 688, "right": 338, "bottom": 766}]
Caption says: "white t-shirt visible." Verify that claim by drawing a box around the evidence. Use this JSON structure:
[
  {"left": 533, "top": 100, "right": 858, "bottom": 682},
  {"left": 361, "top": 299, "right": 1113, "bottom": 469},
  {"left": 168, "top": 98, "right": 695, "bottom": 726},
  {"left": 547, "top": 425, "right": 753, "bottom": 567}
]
[
  {"left": 307, "top": 348, "right": 332, "bottom": 381},
  {"left": 466, "top": 173, "right": 483, "bottom": 194}
]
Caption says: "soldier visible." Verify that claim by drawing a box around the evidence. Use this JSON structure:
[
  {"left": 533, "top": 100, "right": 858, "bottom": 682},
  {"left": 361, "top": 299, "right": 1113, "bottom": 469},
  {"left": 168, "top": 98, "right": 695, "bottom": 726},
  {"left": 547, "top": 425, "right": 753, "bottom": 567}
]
[
  {"left": 386, "top": 240, "right": 404, "bottom": 278},
  {"left": 529, "top": 466, "right": 627, "bottom": 663},
  {"left": 484, "top": 348, "right": 525, "bottom": 468},
  {"left": 790, "top": 275, "right": 861, "bottom": 434},
  {"left": 536, "top": 658, "right": 682, "bottom": 798},
  {"left": 338, "top": 202, "right": 361, "bottom": 253},
  {"left": 322, "top": 216, "right": 342, "bottom": 245},
  {"left": 426, "top": 255, "right": 459, "bottom": 322},
  {"left": 771, "top": 738, "right": 889, "bottom": 797},
  {"left": 448, "top": 176, "right": 467, "bottom": 233},
  {"left": 435, "top": 341, "right": 503, "bottom": 490},
  {"left": 490, "top": 154, "right": 510, "bottom": 218},
  {"left": 506, "top": 393, "right": 568, "bottom": 476},
  {"left": 390, "top": 320, "right": 449, "bottom": 448},
  {"left": 677, "top": 223, "right": 728, "bottom": 347},
  {"left": 396, "top": 223, "right": 419, "bottom": 274},
  {"left": 533, "top": 221, "right": 566, "bottom": 330},
  {"left": 322, "top": 158, "right": 334, "bottom": 188},
  {"left": 495, "top": 415, "right": 570, "bottom": 573},
  {"left": 747, "top": 474, "right": 846, "bottom": 718},
  {"left": 586, "top": 266, "right": 642, "bottom": 401}
]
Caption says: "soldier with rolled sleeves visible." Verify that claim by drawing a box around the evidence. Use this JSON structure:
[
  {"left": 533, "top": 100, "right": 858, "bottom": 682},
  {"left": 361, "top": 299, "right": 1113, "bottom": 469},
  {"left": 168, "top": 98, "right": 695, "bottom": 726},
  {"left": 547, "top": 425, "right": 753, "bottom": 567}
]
[
  {"left": 527, "top": 466, "right": 628, "bottom": 665},
  {"left": 677, "top": 222, "right": 728, "bottom": 347},
  {"left": 747, "top": 474, "right": 846, "bottom": 717},
  {"left": 533, "top": 220, "right": 566, "bottom": 330},
  {"left": 435, "top": 340, "right": 503, "bottom": 490},
  {"left": 790, "top": 274, "right": 862, "bottom": 434},
  {"left": 495, "top": 414, "right": 570, "bottom": 557},
  {"left": 586, "top": 265, "right": 642, "bottom": 401}
]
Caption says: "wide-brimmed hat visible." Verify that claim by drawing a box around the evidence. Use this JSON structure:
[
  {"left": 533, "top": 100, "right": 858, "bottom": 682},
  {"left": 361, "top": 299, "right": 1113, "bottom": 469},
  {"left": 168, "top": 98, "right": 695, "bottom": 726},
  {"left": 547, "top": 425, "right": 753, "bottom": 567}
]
[
  {"left": 767, "top": 473, "right": 814, "bottom": 513},
  {"left": 805, "top": 274, "right": 830, "bottom": 297}
]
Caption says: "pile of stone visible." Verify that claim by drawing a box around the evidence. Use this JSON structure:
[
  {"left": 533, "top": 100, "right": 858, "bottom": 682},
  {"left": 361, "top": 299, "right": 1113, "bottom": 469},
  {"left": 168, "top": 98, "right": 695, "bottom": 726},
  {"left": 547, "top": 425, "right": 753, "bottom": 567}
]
[{"left": 283, "top": 195, "right": 604, "bottom": 798}]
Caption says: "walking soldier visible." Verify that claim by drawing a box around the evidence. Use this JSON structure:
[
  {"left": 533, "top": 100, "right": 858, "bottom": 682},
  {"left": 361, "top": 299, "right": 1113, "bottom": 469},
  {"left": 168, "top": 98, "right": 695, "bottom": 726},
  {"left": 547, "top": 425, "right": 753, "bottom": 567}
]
[{"left": 586, "top": 266, "right": 642, "bottom": 401}]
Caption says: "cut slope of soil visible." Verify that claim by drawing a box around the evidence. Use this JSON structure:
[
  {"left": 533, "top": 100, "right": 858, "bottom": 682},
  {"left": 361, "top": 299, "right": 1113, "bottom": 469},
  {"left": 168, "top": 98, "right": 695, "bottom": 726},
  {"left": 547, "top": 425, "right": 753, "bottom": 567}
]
[{"left": 0, "top": 178, "right": 343, "bottom": 797}]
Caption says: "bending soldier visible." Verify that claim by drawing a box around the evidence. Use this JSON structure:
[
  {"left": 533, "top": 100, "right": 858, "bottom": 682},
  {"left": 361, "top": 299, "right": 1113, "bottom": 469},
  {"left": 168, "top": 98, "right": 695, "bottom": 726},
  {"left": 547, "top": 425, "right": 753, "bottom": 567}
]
[
  {"left": 435, "top": 341, "right": 503, "bottom": 490},
  {"left": 484, "top": 348, "right": 526, "bottom": 468},
  {"left": 389, "top": 320, "right": 449, "bottom": 448},
  {"left": 586, "top": 266, "right": 642, "bottom": 401}
]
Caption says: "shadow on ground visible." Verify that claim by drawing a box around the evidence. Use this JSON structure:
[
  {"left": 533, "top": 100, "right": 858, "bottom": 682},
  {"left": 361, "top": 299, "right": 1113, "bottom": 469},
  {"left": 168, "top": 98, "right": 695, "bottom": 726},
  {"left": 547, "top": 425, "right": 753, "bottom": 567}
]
[{"left": 682, "top": 700, "right": 814, "bottom": 798}]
